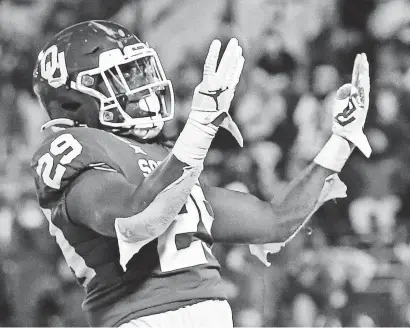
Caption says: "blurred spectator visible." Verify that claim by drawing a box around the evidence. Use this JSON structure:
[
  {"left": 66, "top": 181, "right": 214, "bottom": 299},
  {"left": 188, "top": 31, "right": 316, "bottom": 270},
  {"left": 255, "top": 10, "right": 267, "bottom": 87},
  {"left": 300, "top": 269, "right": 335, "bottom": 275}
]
[
  {"left": 253, "top": 28, "right": 297, "bottom": 94},
  {"left": 291, "top": 64, "right": 340, "bottom": 162}
]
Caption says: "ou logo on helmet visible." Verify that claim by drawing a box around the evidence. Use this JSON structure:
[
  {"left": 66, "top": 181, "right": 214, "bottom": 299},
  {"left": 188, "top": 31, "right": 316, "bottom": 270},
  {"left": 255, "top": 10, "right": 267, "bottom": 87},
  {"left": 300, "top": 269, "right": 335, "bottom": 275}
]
[{"left": 38, "top": 45, "right": 68, "bottom": 88}]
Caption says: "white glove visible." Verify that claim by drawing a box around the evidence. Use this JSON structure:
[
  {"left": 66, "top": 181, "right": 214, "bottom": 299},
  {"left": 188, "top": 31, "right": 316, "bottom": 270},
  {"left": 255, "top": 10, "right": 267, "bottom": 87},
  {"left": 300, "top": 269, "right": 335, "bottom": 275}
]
[
  {"left": 332, "top": 53, "right": 371, "bottom": 157},
  {"left": 189, "top": 38, "right": 245, "bottom": 146},
  {"left": 172, "top": 38, "right": 245, "bottom": 166}
]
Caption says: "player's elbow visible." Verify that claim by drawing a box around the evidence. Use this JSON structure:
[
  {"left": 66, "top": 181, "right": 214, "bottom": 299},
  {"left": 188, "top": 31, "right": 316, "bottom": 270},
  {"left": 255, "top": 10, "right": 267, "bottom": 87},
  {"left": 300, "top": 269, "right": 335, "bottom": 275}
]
[
  {"left": 115, "top": 202, "right": 178, "bottom": 243},
  {"left": 115, "top": 208, "right": 170, "bottom": 242},
  {"left": 266, "top": 205, "right": 310, "bottom": 243},
  {"left": 115, "top": 216, "right": 156, "bottom": 242}
]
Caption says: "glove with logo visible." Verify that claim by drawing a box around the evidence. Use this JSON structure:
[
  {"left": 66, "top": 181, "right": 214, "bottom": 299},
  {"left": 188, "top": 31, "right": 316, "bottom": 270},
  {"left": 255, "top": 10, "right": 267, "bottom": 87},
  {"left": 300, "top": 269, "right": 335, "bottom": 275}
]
[
  {"left": 332, "top": 53, "right": 371, "bottom": 157},
  {"left": 189, "top": 38, "right": 244, "bottom": 145},
  {"left": 173, "top": 38, "right": 245, "bottom": 166},
  {"left": 314, "top": 53, "right": 371, "bottom": 172}
]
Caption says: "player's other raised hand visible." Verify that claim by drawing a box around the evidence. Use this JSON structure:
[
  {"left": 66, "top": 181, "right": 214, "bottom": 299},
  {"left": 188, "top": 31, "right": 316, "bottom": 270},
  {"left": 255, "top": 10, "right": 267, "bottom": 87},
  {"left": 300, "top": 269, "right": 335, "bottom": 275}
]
[
  {"left": 189, "top": 38, "right": 245, "bottom": 146},
  {"left": 332, "top": 53, "right": 371, "bottom": 157}
]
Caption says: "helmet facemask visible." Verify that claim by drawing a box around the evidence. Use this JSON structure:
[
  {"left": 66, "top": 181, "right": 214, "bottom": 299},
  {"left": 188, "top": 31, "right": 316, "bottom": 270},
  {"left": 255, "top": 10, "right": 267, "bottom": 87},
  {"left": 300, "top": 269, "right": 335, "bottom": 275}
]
[{"left": 74, "top": 43, "right": 174, "bottom": 139}]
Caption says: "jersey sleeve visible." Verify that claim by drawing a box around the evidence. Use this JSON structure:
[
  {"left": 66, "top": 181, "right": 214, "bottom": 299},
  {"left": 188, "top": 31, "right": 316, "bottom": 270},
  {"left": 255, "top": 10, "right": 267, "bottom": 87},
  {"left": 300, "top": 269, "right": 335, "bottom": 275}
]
[{"left": 31, "top": 129, "right": 120, "bottom": 208}]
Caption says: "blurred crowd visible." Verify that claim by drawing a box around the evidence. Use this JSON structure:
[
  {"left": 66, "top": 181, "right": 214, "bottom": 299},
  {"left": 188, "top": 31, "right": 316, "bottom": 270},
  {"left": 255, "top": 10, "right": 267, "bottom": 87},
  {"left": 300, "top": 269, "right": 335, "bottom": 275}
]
[{"left": 1, "top": 0, "right": 410, "bottom": 326}]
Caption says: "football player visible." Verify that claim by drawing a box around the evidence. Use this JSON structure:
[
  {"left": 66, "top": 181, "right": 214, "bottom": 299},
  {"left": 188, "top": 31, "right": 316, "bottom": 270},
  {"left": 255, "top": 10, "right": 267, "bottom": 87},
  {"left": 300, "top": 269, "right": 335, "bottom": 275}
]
[{"left": 31, "top": 20, "right": 371, "bottom": 327}]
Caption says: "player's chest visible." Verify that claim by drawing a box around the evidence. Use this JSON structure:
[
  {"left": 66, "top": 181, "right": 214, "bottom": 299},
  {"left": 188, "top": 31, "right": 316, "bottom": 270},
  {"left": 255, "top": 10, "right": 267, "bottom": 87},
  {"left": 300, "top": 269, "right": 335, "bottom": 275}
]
[{"left": 108, "top": 135, "right": 169, "bottom": 182}]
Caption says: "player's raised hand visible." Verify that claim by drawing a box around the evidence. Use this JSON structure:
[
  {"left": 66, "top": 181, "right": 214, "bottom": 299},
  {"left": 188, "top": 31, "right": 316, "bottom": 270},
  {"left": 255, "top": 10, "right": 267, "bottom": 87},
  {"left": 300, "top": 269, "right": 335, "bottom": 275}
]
[
  {"left": 189, "top": 38, "right": 245, "bottom": 146},
  {"left": 332, "top": 53, "right": 371, "bottom": 157},
  {"left": 351, "top": 53, "right": 370, "bottom": 111}
]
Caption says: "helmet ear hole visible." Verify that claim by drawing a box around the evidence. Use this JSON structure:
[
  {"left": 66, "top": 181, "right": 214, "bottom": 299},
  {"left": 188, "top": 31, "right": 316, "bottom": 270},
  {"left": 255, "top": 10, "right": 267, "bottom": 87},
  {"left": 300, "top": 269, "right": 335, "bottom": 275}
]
[{"left": 62, "top": 101, "right": 81, "bottom": 111}]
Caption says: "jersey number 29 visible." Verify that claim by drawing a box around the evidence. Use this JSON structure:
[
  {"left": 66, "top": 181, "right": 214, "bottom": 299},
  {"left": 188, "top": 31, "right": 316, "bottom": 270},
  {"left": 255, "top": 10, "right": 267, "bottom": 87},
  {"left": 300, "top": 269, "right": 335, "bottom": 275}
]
[
  {"left": 157, "top": 185, "right": 214, "bottom": 272},
  {"left": 36, "top": 134, "right": 82, "bottom": 189}
]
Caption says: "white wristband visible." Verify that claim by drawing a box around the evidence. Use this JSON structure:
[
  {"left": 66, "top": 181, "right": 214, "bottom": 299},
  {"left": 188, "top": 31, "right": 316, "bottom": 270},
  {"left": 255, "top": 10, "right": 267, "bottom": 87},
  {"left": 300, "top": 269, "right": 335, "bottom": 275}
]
[
  {"left": 172, "top": 118, "right": 217, "bottom": 166},
  {"left": 314, "top": 134, "right": 353, "bottom": 172}
]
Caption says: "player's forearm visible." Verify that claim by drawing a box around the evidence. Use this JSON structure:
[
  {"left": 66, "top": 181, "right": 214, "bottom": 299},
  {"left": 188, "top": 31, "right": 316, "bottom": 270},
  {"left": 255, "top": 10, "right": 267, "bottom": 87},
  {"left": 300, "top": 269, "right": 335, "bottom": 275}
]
[
  {"left": 116, "top": 153, "right": 203, "bottom": 241},
  {"left": 208, "top": 163, "right": 338, "bottom": 245},
  {"left": 131, "top": 154, "right": 191, "bottom": 211},
  {"left": 267, "top": 163, "right": 334, "bottom": 242},
  {"left": 267, "top": 134, "right": 356, "bottom": 242}
]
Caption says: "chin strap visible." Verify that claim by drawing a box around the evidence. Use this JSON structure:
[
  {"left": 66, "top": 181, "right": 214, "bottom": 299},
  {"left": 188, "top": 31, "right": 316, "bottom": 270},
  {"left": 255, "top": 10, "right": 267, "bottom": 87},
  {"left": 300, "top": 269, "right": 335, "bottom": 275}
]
[{"left": 40, "top": 118, "right": 78, "bottom": 132}]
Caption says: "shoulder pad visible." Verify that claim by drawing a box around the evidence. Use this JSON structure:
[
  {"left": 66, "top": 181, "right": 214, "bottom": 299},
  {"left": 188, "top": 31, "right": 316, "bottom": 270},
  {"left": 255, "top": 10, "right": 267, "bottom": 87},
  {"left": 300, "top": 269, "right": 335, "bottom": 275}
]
[{"left": 31, "top": 128, "right": 119, "bottom": 206}]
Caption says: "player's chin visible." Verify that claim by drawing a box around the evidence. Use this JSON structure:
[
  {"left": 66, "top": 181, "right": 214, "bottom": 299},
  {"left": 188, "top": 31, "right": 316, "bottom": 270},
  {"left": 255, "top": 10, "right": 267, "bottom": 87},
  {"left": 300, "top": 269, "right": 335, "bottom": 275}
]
[{"left": 131, "top": 122, "right": 164, "bottom": 141}]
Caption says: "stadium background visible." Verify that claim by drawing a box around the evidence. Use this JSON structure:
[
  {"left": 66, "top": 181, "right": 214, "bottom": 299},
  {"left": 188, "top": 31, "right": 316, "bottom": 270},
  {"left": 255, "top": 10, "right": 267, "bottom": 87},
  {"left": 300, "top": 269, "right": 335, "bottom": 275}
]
[{"left": 0, "top": 0, "right": 410, "bottom": 326}]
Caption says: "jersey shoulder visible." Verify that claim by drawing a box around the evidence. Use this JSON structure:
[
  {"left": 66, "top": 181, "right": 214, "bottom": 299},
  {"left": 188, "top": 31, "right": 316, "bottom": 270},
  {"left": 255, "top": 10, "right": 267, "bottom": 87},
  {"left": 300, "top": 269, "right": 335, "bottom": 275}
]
[{"left": 31, "top": 127, "right": 121, "bottom": 206}]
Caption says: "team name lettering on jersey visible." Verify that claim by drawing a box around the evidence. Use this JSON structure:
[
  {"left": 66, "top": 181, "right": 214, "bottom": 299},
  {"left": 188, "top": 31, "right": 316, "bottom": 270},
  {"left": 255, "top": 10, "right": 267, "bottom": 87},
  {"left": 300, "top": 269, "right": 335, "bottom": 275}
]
[{"left": 138, "top": 159, "right": 162, "bottom": 177}]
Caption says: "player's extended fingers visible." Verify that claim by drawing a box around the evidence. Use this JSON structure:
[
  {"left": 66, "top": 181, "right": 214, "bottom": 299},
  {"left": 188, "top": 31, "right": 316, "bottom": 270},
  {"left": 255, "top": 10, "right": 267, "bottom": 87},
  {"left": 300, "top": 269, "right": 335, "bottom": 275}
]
[
  {"left": 217, "top": 38, "right": 239, "bottom": 81},
  {"left": 228, "top": 55, "right": 245, "bottom": 91},
  {"left": 353, "top": 53, "right": 370, "bottom": 109},
  {"left": 351, "top": 53, "right": 361, "bottom": 88},
  {"left": 359, "top": 53, "right": 370, "bottom": 109},
  {"left": 350, "top": 53, "right": 370, "bottom": 107},
  {"left": 203, "top": 39, "right": 222, "bottom": 79},
  {"left": 226, "top": 46, "right": 242, "bottom": 87}
]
